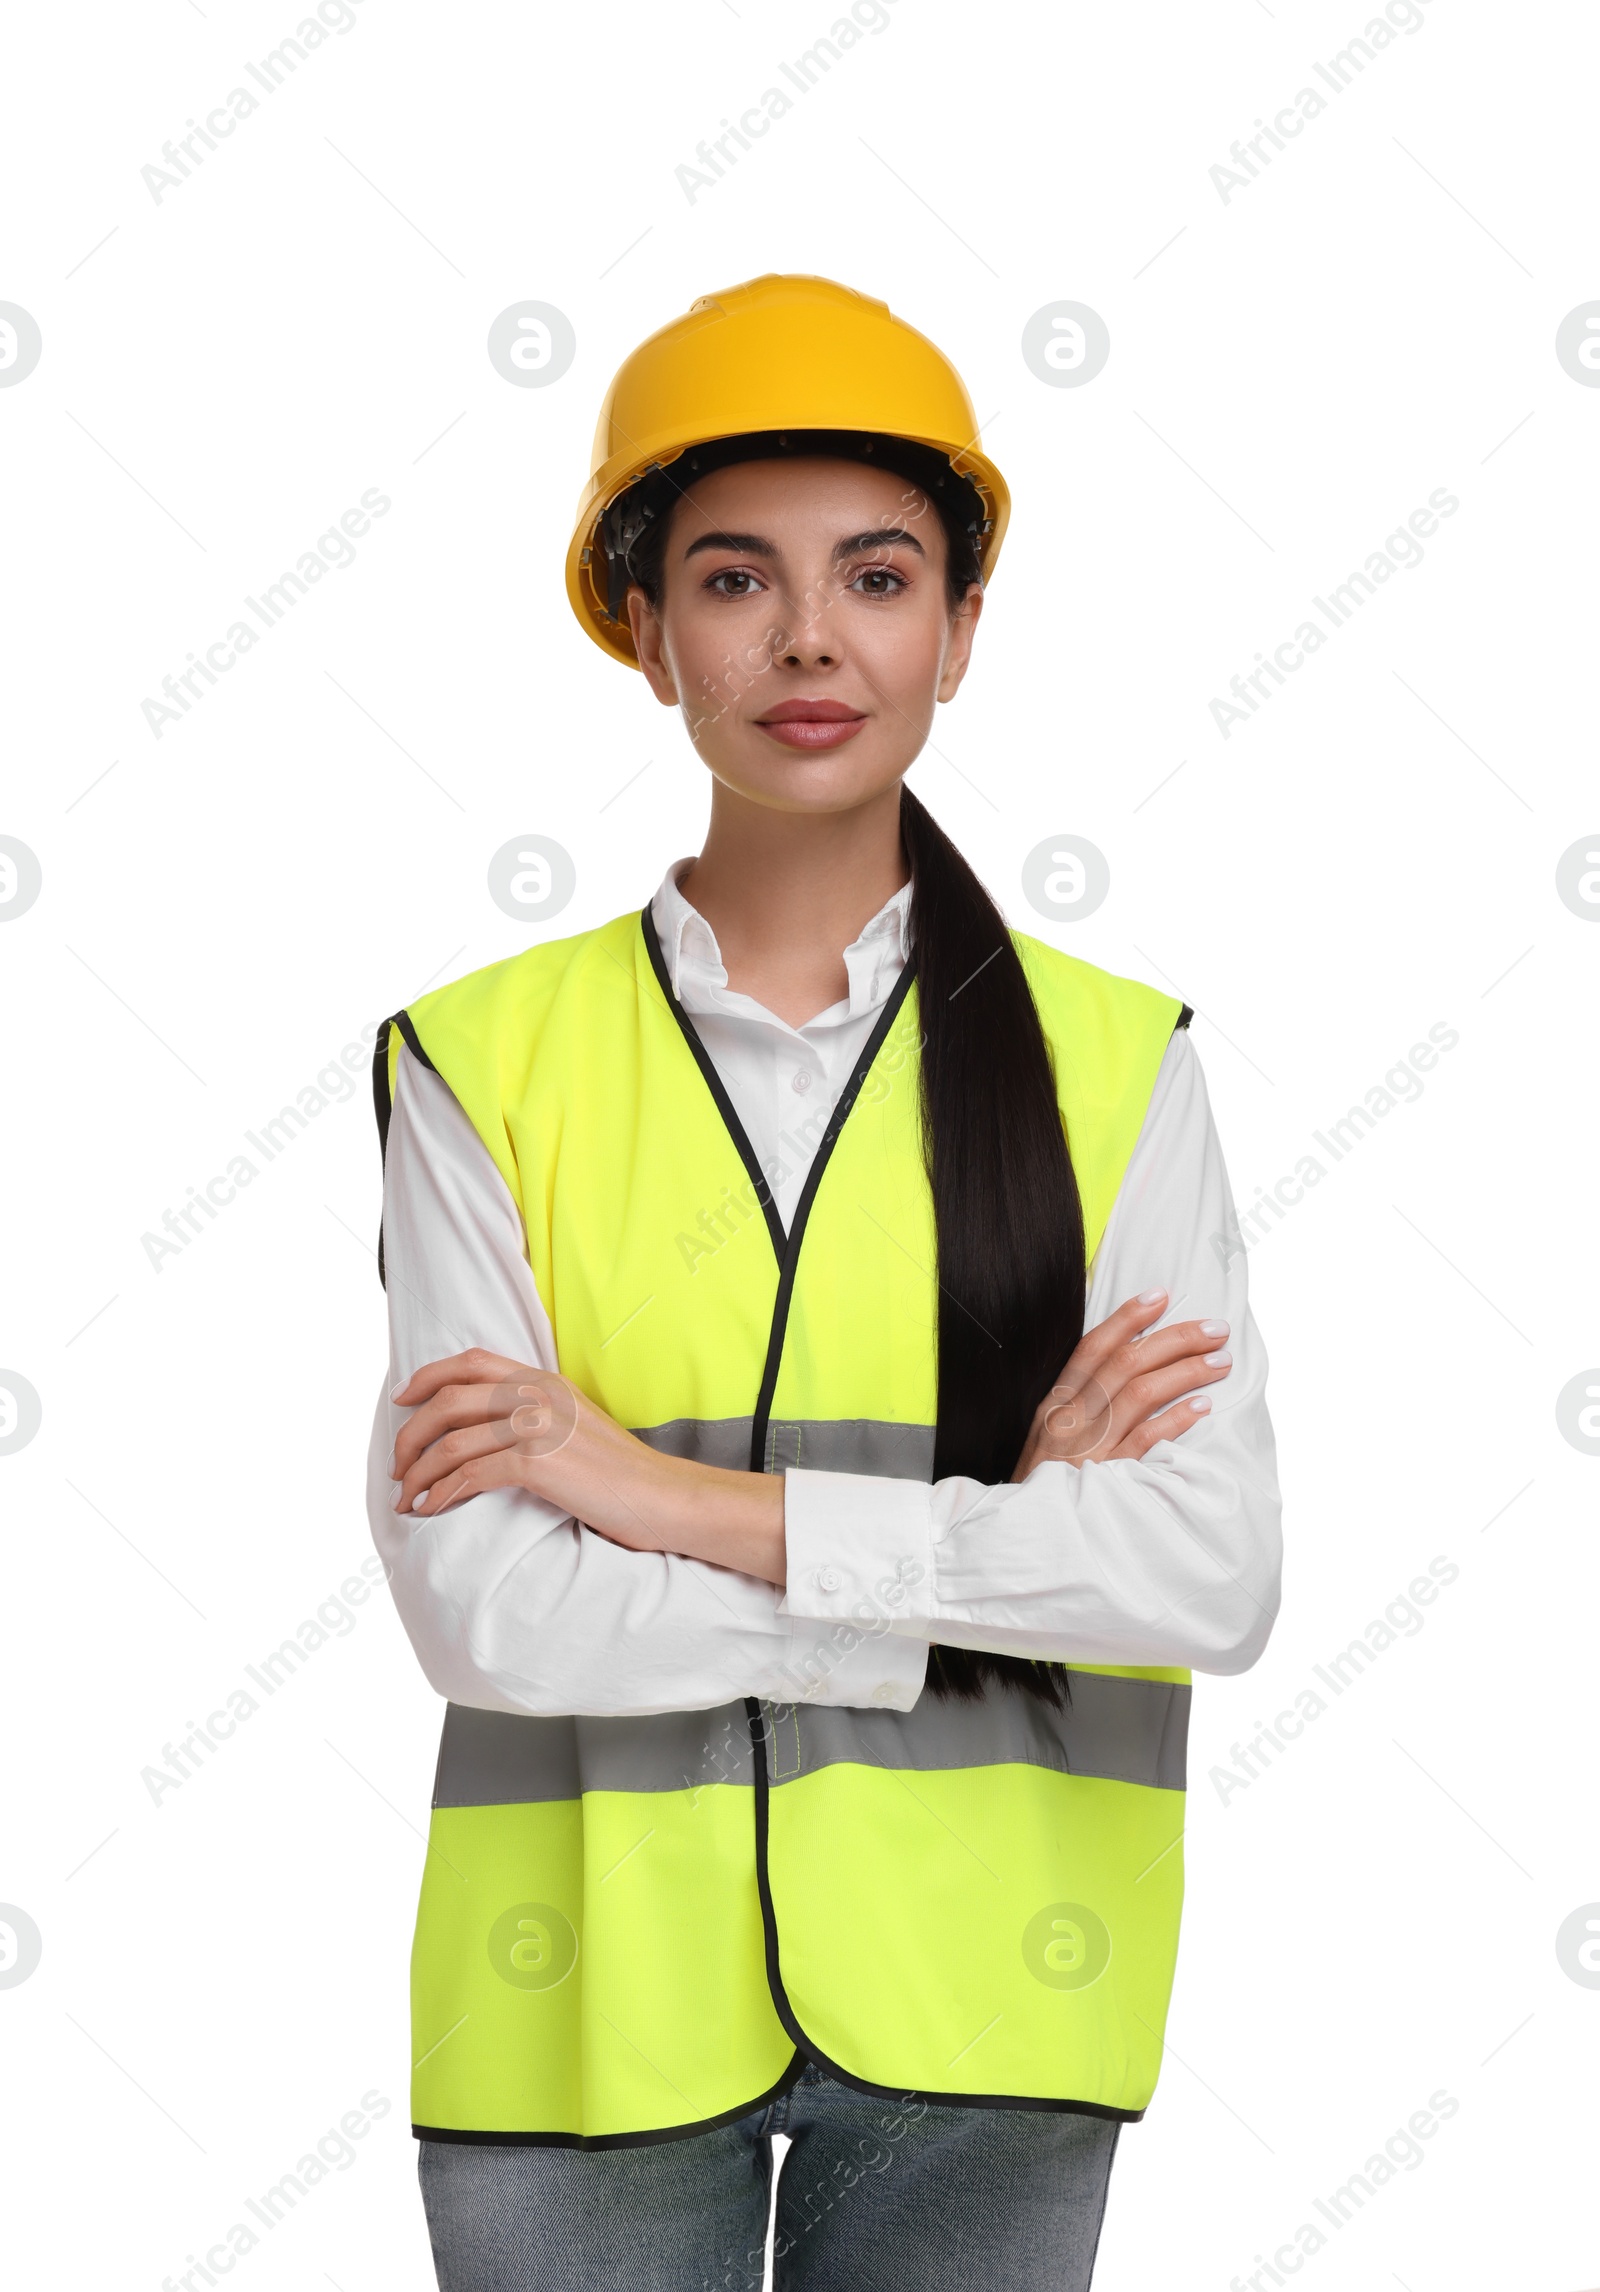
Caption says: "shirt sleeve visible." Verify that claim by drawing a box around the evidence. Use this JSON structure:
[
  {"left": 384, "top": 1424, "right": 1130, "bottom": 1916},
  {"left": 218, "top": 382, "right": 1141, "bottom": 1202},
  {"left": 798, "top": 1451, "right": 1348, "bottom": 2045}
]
[
  {"left": 779, "top": 1027, "right": 1284, "bottom": 1675},
  {"left": 367, "top": 1040, "right": 929, "bottom": 1716}
]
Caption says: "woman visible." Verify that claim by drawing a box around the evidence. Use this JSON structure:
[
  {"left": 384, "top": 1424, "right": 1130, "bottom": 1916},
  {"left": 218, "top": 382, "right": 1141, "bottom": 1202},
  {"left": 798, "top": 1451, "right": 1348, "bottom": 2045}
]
[{"left": 367, "top": 273, "right": 1282, "bottom": 2292}]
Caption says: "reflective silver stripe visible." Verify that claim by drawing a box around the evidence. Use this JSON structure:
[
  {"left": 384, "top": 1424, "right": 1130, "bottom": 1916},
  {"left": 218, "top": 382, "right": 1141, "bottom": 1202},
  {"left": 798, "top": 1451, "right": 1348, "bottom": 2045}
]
[
  {"left": 632, "top": 1419, "right": 751, "bottom": 1470},
  {"left": 633, "top": 1418, "right": 935, "bottom": 1480},
  {"left": 431, "top": 1672, "right": 1187, "bottom": 1807},
  {"left": 768, "top": 1671, "right": 1189, "bottom": 1794},
  {"left": 433, "top": 1701, "right": 754, "bottom": 1807}
]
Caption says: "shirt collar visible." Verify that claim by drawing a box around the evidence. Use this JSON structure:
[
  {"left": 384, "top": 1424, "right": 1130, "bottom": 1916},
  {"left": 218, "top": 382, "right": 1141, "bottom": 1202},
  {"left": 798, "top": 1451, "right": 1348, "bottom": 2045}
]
[{"left": 651, "top": 856, "right": 913, "bottom": 1023}]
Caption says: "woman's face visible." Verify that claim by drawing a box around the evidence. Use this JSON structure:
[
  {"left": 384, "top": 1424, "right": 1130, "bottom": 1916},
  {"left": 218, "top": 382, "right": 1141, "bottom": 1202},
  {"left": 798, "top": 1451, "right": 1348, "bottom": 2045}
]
[{"left": 626, "top": 456, "right": 983, "bottom": 815}]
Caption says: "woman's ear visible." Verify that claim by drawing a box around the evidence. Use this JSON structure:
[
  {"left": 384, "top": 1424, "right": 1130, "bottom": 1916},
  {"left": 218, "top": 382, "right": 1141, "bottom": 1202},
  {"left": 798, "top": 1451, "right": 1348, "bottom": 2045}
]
[
  {"left": 627, "top": 587, "right": 680, "bottom": 706},
  {"left": 936, "top": 582, "right": 985, "bottom": 705}
]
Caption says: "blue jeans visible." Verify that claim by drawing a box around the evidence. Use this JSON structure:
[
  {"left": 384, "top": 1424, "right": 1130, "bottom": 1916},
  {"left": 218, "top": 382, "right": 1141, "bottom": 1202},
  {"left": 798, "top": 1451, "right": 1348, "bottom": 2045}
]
[{"left": 418, "top": 2060, "right": 1121, "bottom": 2291}]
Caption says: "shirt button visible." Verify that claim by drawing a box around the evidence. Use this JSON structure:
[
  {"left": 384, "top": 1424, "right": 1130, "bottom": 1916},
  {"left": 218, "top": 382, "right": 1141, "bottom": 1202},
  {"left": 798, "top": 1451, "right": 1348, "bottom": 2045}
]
[
  {"left": 872, "top": 1683, "right": 898, "bottom": 1705},
  {"left": 791, "top": 1068, "right": 813, "bottom": 1093},
  {"left": 815, "top": 1565, "right": 842, "bottom": 1593}
]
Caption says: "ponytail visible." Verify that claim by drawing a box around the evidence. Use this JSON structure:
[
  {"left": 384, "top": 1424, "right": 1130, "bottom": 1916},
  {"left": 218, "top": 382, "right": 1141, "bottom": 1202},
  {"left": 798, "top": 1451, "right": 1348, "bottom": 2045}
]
[{"left": 900, "top": 786, "right": 1085, "bottom": 1709}]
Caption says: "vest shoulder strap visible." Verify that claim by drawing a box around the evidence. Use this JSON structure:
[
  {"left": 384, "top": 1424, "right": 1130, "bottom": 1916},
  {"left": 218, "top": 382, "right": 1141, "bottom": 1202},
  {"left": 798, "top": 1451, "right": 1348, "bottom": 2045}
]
[
  {"left": 369, "top": 909, "right": 641, "bottom": 1281},
  {"left": 1011, "top": 929, "right": 1189, "bottom": 1262}
]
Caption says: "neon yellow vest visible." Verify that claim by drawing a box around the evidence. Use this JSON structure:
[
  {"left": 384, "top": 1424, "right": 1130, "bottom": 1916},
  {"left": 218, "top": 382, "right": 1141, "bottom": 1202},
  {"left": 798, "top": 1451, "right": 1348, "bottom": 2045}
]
[{"left": 375, "top": 904, "right": 1191, "bottom": 2146}]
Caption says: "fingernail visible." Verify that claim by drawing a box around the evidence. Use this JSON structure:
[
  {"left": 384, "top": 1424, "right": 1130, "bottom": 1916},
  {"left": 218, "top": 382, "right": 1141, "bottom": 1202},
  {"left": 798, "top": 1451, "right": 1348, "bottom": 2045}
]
[
  {"left": 412, "top": 1490, "right": 429, "bottom": 1511},
  {"left": 390, "top": 1380, "right": 410, "bottom": 1403},
  {"left": 1137, "top": 1287, "right": 1168, "bottom": 1305},
  {"left": 1205, "top": 1347, "right": 1232, "bottom": 1368},
  {"left": 1199, "top": 1318, "right": 1229, "bottom": 1337},
  {"left": 387, "top": 1451, "right": 396, "bottom": 1478},
  {"left": 1189, "top": 1395, "right": 1212, "bottom": 1414}
]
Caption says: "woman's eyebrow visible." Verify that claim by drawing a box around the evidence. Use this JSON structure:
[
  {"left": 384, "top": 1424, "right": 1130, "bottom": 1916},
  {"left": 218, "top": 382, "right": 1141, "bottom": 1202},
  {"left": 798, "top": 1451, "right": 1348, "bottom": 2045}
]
[
  {"left": 833, "top": 527, "right": 926, "bottom": 561},
  {"left": 681, "top": 529, "right": 775, "bottom": 561},
  {"left": 679, "top": 525, "right": 929, "bottom": 564}
]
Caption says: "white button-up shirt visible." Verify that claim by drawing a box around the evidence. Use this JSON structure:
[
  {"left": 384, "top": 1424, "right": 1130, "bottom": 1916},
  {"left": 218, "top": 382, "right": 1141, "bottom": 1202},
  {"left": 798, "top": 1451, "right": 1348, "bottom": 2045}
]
[
  {"left": 365, "top": 859, "right": 1283, "bottom": 1716},
  {"left": 650, "top": 857, "right": 915, "bottom": 1232}
]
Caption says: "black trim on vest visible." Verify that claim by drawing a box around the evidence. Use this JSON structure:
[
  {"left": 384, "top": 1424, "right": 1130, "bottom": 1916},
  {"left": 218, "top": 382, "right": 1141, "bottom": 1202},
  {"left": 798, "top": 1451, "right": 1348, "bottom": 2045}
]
[
  {"left": 639, "top": 904, "right": 789, "bottom": 1264},
  {"left": 639, "top": 902, "right": 920, "bottom": 1476},
  {"left": 1175, "top": 1002, "right": 1194, "bottom": 1032},
  {"left": 745, "top": 959, "right": 919, "bottom": 1476},
  {"left": 412, "top": 2044, "right": 809, "bottom": 2150},
  {"left": 371, "top": 1008, "right": 439, "bottom": 1291},
  {"left": 742, "top": 1696, "right": 1146, "bottom": 2128}
]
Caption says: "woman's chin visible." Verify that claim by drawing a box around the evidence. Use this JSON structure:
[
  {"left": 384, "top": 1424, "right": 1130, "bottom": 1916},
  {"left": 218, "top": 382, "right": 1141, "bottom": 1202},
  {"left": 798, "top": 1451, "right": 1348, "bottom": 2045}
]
[{"left": 695, "top": 737, "right": 918, "bottom": 815}]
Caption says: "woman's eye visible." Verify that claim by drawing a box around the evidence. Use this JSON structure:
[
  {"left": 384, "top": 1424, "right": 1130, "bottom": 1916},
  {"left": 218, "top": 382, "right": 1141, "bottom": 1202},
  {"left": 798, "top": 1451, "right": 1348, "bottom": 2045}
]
[
  {"left": 707, "top": 569, "right": 763, "bottom": 597},
  {"left": 851, "top": 566, "right": 907, "bottom": 597}
]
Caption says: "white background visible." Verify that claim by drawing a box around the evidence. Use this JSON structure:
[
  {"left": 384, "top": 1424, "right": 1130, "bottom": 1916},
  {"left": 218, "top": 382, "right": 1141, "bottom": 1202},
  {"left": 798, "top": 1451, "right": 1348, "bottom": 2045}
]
[{"left": 1, "top": 0, "right": 1595, "bottom": 2285}]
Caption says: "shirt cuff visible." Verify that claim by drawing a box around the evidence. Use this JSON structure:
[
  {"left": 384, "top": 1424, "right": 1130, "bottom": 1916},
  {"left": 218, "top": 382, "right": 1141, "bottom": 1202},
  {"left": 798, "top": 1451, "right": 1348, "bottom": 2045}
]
[
  {"left": 780, "top": 1467, "right": 936, "bottom": 1633},
  {"left": 777, "top": 1612, "right": 930, "bottom": 1710}
]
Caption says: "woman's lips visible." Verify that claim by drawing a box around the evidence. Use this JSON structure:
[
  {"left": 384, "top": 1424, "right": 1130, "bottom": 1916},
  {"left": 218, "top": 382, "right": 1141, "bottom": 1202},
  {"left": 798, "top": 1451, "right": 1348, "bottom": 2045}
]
[
  {"left": 757, "top": 716, "right": 866, "bottom": 749},
  {"left": 754, "top": 707, "right": 868, "bottom": 751}
]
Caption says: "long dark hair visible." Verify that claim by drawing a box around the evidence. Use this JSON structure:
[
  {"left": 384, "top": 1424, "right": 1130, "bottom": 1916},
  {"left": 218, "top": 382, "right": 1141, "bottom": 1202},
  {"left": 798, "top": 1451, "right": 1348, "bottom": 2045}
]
[{"left": 618, "top": 433, "right": 1085, "bottom": 1708}]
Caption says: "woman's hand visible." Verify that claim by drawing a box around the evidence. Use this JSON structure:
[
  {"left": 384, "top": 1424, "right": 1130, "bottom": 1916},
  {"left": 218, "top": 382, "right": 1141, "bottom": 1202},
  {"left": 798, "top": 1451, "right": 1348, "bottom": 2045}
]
[
  {"left": 388, "top": 1349, "right": 786, "bottom": 1583},
  {"left": 1011, "top": 1288, "right": 1232, "bottom": 1479}
]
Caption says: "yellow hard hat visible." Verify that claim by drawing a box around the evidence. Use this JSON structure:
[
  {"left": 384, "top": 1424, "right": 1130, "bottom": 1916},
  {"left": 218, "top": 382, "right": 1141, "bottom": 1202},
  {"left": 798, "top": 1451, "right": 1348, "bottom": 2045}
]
[{"left": 565, "top": 272, "right": 1010, "bottom": 668}]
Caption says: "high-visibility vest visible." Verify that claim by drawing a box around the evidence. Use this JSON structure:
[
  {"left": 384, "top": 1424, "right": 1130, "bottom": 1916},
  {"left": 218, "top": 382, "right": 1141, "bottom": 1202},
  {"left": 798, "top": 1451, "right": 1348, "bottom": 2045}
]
[{"left": 374, "top": 904, "right": 1192, "bottom": 2146}]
